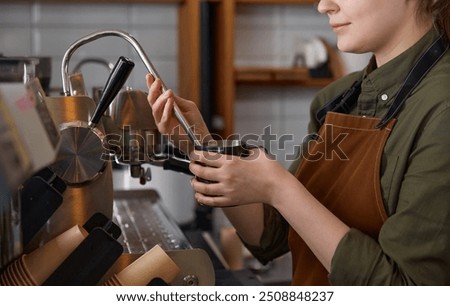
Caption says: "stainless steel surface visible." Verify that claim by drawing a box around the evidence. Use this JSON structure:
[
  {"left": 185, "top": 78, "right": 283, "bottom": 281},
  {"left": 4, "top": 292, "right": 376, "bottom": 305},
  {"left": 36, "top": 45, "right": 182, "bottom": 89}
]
[
  {"left": 113, "top": 189, "right": 191, "bottom": 252},
  {"left": 110, "top": 189, "right": 215, "bottom": 285},
  {"left": 72, "top": 58, "right": 114, "bottom": 104},
  {"left": 72, "top": 57, "right": 114, "bottom": 73},
  {"left": 61, "top": 29, "right": 201, "bottom": 147},
  {"left": 113, "top": 89, "right": 157, "bottom": 131},
  {"left": 45, "top": 96, "right": 108, "bottom": 186},
  {"left": 112, "top": 88, "right": 160, "bottom": 169},
  {"left": 50, "top": 122, "right": 106, "bottom": 185},
  {"left": 112, "top": 168, "right": 196, "bottom": 225},
  {"left": 26, "top": 95, "right": 114, "bottom": 252},
  {"left": 45, "top": 95, "right": 96, "bottom": 124},
  {"left": 45, "top": 54, "right": 125, "bottom": 185},
  {"left": 26, "top": 78, "right": 61, "bottom": 152},
  {"left": 68, "top": 72, "right": 88, "bottom": 96}
]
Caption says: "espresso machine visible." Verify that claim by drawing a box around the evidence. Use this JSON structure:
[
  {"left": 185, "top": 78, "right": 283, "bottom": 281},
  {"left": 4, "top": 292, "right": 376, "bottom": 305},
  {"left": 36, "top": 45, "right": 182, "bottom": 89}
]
[
  {"left": 18, "top": 29, "right": 215, "bottom": 285},
  {"left": 21, "top": 54, "right": 134, "bottom": 253}
]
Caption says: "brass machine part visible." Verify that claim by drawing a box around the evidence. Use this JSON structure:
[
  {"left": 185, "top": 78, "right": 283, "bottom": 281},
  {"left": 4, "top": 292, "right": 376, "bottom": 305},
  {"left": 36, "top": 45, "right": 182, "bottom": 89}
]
[
  {"left": 45, "top": 96, "right": 109, "bottom": 186},
  {"left": 51, "top": 121, "right": 106, "bottom": 186},
  {"left": 111, "top": 88, "right": 160, "bottom": 174},
  {"left": 25, "top": 95, "right": 113, "bottom": 252}
]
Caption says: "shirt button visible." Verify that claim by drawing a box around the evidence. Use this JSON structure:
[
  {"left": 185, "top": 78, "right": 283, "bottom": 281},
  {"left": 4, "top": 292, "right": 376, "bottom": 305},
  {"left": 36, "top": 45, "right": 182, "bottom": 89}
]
[{"left": 381, "top": 94, "right": 389, "bottom": 101}]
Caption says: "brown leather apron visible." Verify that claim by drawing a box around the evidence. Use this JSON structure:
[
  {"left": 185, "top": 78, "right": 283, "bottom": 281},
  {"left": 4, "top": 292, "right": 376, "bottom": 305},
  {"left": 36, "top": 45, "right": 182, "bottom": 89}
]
[
  {"left": 287, "top": 35, "right": 448, "bottom": 286},
  {"left": 289, "top": 112, "right": 395, "bottom": 285}
]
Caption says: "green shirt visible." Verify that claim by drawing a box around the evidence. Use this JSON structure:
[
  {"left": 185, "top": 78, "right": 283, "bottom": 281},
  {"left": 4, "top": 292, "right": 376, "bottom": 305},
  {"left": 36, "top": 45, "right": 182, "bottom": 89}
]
[{"left": 244, "top": 29, "right": 450, "bottom": 285}]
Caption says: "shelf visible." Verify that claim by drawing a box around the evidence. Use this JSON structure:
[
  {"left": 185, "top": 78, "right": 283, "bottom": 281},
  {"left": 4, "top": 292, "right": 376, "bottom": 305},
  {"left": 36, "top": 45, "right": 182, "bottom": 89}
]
[
  {"left": 235, "top": 67, "right": 335, "bottom": 87},
  {"left": 210, "top": 0, "right": 342, "bottom": 137}
]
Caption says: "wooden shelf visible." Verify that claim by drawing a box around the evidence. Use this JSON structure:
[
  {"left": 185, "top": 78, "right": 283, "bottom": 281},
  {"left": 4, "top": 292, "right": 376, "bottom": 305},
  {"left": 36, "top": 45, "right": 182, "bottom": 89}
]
[
  {"left": 209, "top": 0, "right": 343, "bottom": 137},
  {"left": 235, "top": 67, "right": 335, "bottom": 87}
]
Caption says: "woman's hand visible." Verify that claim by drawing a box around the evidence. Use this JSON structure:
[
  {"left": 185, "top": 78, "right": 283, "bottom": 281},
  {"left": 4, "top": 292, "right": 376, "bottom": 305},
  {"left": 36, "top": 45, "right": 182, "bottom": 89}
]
[
  {"left": 146, "top": 74, "right": 210, "bottom": 151},
  {"left": 189, "top": 148, "right": 289, "bottom": 207}
]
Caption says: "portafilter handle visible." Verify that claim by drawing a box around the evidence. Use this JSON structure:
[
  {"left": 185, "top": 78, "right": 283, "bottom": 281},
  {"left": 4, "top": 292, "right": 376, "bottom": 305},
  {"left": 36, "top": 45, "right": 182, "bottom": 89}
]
[
  {"left": 88, "top": 56, "right": 135, "bottom": 129},
  {"left": 61, "top": 29, "right": 201, "bottom": 147}
]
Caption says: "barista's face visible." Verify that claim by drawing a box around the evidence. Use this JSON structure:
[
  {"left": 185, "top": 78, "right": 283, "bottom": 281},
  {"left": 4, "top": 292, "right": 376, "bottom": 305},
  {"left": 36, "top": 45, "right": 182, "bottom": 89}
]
[{"left": 317, "top": 0, "right": 421, "bottom": 59}]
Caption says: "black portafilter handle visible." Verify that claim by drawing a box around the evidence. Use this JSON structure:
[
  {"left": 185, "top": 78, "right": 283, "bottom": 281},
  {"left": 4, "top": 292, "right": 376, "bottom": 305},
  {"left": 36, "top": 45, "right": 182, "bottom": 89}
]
[
  {"left": 194, "top": 140, "right": 252, "bottom": 157},
  {"left": 89, "top": 56, "right": 135, "bottom": 128}
]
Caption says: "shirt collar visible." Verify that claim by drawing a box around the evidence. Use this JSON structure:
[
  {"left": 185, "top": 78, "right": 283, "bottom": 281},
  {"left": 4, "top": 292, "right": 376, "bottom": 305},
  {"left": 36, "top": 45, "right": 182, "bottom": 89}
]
[{"left": 361, "top": 29, "right": 441, "bottom": 107}]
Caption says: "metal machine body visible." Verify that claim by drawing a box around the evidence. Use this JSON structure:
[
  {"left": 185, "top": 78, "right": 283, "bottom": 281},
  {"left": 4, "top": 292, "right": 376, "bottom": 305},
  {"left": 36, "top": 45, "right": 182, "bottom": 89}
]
[
  {"left": 26, "top": 54, "right": 135, "bottom": 251},
  {"left": 2, "top": 29, "right": 215, "bottom": 285},
  {"left": 26, "top": 95, "right": 114, "bottom": 251}
]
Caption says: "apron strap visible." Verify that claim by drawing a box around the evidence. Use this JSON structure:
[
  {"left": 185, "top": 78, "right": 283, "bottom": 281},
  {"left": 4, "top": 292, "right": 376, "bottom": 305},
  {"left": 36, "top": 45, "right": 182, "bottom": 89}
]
[
  {"left": 315, "top": 79, "right": 362, "bottom": 125},
  {"left": 377, "top": 35, "right": 449, "bottom": 128},
  {"left": 315, "top": 35, "right": 449, "bottom": 128}
]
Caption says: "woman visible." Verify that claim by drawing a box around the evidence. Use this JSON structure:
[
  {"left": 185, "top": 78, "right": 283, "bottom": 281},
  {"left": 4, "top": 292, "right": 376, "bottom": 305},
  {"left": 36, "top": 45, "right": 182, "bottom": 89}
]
[{"left": 147, "top": 0, "right": 450, "bottom": 285}]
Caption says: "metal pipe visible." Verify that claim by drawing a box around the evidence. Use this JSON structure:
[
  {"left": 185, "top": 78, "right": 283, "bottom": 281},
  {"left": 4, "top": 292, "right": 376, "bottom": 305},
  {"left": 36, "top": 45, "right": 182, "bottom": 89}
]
[
  {"left": 61, "top": 29, "right": 201, "bottom": 147},
  {"left": 72, "top": 57, "right": 115, "bottom": 73}
]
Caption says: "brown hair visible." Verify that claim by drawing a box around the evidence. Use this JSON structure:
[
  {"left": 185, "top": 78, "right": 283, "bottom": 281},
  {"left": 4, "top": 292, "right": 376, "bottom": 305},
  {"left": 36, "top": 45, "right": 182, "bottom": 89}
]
[{"left": 416, "top": 0, "right": 450, "bottom": 40}]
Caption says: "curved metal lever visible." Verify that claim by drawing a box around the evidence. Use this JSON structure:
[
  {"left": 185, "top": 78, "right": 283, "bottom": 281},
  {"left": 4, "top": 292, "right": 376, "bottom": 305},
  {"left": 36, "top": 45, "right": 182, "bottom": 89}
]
[{"left": 61, "top": 29, "right": 201, "bottom": 147}]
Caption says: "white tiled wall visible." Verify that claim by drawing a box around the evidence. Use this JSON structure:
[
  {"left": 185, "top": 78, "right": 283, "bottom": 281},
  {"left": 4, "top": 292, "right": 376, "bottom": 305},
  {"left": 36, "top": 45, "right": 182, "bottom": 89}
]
[{"left": 0, "top": 3, "right": 178, "bottom": 95}]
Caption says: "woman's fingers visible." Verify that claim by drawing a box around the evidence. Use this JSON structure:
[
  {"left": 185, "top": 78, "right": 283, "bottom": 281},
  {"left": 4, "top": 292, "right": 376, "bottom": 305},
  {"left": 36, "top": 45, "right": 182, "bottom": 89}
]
[
  {"left": 189, "top": 161, "right": 221, "bottom": 182},
  {"left": 191, "top": 176, "right": 225, "bottom": 206},
  {"left": 194, "top": 191, "right": 237, "bottom": 207},
  {"left": 146, "top": 74, "right": 176, "bottom": 134},
  {"left": 145, "top": 73, "right": 154, "bottom": 88},
  {"left": 146, "top": 74, "right": 163, "bottom": 106},
  {"left": 152, "top": 92, "right": 172, "bottom": 118},
  {"left": 160, "top": 97, "right": 175, "bottom": 124},
  {"left": 191, "top": 177, "right": 223, "bottom": 196}
]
